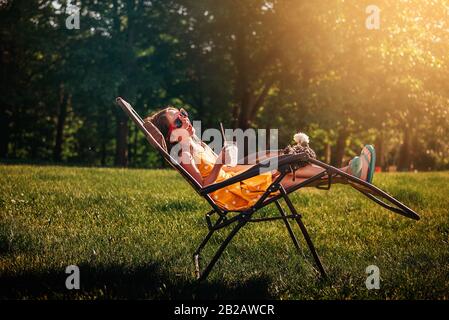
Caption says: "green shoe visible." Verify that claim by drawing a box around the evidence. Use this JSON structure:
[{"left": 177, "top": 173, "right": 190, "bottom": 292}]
[
  {"left": 349, "top": 156, "right": 362, "bottom": 179},
  {"left": 361, "top": 145, "right": 376, "bottom": 184}
]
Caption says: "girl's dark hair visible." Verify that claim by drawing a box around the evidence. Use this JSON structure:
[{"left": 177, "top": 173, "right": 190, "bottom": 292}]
[
  {"left": 144, "top": 106, "right": 178, "bottom": 153},
  {"left": 144, "top": 106, "right": 207, "bottom": 158}
]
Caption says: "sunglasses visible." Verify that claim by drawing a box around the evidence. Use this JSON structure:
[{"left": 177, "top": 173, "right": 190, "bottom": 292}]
[{"left": 168, "top": 108, "right": 189, "bottom": 135}]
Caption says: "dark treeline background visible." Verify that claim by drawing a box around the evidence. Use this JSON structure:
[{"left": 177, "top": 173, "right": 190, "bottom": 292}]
[{"left": 1, "top": 0, "right": 448, "bottom": 170}]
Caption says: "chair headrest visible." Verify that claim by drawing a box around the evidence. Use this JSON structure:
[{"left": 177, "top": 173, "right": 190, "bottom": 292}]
[{"left": 142, "top": 118, "right": 168, "bottom": 152}]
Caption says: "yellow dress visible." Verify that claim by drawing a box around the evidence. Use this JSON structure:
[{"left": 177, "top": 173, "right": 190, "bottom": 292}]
[{"left": 192, "top": 144, "right": 280, "bottom": 211}]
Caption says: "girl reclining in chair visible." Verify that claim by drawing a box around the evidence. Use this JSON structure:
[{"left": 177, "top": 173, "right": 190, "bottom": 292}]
[{"left": 144, "top": 106, "right": 376, "bottom": 211}]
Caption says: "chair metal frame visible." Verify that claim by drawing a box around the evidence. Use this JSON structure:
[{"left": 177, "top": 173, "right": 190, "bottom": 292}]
[{"left": 116, "top": 97, "right": 420, "bottom": 281}]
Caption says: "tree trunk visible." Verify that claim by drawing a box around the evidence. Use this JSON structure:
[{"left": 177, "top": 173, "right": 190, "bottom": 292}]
[
  {"left": 128, "top": 124, "right": 138, "bottom": 166},
  {"left": 53, "top": 84, "right": 68, "bottom": 162},
  {"left": 332, "top": 128, "right": 348, "bottom": 167},
  {"left": 375, "top": 134, "right": 383, "bottom": 170},
  {"left": 113, "top": 0, "right": 136, "bottom": 167},
  {"left": 324, "top": 142, "right": 331, "bottom": 164},
  {"left": 0, "top": 108, "right": 10, "bottom": 158},
  {"left": 397, "top": 126, "right": 411, "bottom": 171},
  {"left": 128, "top": 125, "right": 133, "bottom": 165},
  {"left": 100, "top": 115, "right": 108, "bottom": 166},
  {"left": 1, "top": 39, "right": 12, "bottom": 158},
  {"left": 133, "top": 124, "right": 138, "bottom": 161},
  {"left": 115, "top": 109, "right": 129, "bottom": 167},
  {"left": 12, "top": 136, "right": 18, "bottom": 158},
  {"left": 232, "top": 17, "right": 254, "bottom": 131},
  {"left": 410, "top": 125, "right": 418, "bottom": 171}
]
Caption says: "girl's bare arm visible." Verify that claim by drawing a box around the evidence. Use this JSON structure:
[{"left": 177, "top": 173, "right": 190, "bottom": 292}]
[{"left": 179, "top": 150, "right": 225, "bottom": 187}]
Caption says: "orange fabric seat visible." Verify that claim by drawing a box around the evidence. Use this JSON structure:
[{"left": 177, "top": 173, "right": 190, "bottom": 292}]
[{"left": 192, "top": 145, "right": 280, "bottom": 211}]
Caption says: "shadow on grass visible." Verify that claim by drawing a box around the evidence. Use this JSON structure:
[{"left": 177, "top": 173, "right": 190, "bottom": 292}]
[{"left": 0, "top": 262, "right": 275, "bottom": 300}]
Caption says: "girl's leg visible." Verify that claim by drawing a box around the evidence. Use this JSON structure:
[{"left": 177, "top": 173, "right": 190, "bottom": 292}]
[
  {"left": 279, "top": 164, "right": 351, "bottom": 190},
  {"left": 285, "top": 163, "right": 351, "bottom": 179},
  {"left": 278, "top": 146, "right": 373, "bottom": 190}
]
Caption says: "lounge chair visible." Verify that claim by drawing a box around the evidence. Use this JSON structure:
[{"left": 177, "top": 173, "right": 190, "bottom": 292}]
[{"left": 116, "top": 97, "right": 420, "bottom": 281}]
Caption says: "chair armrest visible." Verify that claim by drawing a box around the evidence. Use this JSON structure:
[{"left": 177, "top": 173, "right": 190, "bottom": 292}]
[
  {"left": 199, "top": 153, "right": 310, "bottom": 196},
  {"left": 239, "top": 149, "right": 282, "bottom": 164}
]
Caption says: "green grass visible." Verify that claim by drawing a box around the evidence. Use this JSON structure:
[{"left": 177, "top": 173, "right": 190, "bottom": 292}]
[{"left": 0, "top": 164, "right": 448, "bottom": 300}]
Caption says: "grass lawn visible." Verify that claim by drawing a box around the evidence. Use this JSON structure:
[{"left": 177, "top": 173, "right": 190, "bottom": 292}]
[{"left": 0, "top": 164, "right": 448, "bottom": 300}]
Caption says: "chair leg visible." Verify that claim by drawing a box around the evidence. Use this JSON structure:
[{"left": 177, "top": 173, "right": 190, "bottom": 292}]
[
  {"left": 193, "top": 216, "right": 225, "bottom": 279},
  {"left": 280, "top": 188, "right": 327, "bottom": 279},
  {"left": 197, "top": 219, "right": 247, "bottom": 282},
  {"left": 193, "top": 228, "right": 216, "bottom": 279},
  {"left": 294, "top": 215, "right": 327, "bottom": 279},
  {"left": 274, "top": 200, "right": 303, "bottom": 254}
]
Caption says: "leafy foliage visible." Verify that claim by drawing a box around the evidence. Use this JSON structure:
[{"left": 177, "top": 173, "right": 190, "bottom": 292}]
[{"left": 1, "top": 0, "right": 448, "bottom": 169}]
